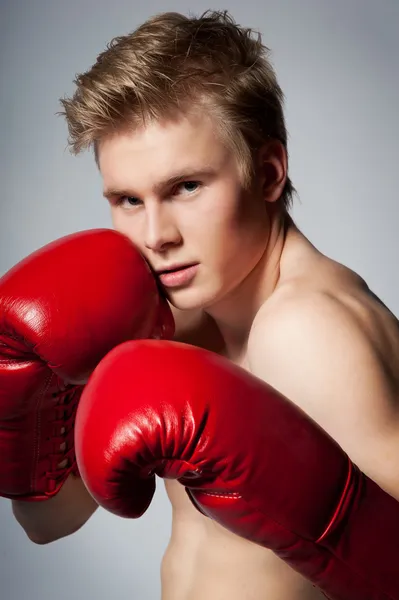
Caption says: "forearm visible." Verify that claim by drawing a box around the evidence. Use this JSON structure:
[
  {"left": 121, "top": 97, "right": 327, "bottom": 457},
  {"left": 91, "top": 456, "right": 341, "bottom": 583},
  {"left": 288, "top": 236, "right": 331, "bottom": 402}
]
[{"left": 12, "top": 473, "right": 98, "bottom": 544}]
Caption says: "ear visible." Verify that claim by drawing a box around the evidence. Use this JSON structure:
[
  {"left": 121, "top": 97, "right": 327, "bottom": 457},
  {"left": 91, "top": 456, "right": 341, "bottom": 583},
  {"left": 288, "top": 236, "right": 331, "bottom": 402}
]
[{"left": 256, "top": 140, "right": 288, "bottom": 203}]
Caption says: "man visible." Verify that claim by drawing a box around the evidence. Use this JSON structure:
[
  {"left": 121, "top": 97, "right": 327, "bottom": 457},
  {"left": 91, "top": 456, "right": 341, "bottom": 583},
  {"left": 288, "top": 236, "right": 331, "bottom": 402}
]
[{"left": 3, "top": 10, "right": 399, "bottom": 600}]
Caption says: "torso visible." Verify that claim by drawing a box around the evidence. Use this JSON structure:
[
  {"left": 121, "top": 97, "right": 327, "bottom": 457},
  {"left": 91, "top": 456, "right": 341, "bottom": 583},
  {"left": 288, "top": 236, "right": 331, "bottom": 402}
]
[{"left": 161, "top": 224, "right": 399, "bottom": 600}]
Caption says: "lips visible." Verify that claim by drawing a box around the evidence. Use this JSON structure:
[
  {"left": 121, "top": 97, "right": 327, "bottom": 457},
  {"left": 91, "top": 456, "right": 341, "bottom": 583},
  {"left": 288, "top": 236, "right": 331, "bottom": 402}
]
[
  {"left": 157, "top": 264, "right": 199, "bottom": 288},
  {"left": 157, "top": 263, "right": 197, "bottom": 275}
]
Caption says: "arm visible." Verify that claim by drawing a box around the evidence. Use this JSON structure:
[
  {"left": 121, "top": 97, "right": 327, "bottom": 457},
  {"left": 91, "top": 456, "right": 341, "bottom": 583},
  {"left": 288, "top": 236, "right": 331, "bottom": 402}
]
[
  {"left": 74, "top": 296, "right": 399, "bottom": 599},
  {"left": 12, "top": 474, "right": 98, "bottom": 544},
  {"left": 0, "top": 229, "right": 174, "bottom": 544},
  {"left": 247, "top": 291, "right": 399, "bottom": 500}
]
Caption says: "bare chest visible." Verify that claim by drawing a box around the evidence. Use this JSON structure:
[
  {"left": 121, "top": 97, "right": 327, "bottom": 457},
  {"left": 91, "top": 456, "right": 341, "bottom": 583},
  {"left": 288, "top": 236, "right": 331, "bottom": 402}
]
[{"left": 162, "top": 480, "right": 324, "bottom": 600}]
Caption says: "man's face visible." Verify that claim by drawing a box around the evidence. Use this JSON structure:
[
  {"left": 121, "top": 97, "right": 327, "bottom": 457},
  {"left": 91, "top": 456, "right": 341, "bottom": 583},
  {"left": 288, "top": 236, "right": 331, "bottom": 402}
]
[{"left": 98, "top": 111, "right": 270, "bottom": 310}]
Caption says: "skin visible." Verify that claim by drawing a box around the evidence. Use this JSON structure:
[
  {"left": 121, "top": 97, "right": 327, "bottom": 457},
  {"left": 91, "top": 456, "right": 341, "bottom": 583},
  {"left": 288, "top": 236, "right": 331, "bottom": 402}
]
[
  {"left": 97, "top": 110, "right": 399, "bottom": 599},
  {"left": 13, "top": 108, "right": 398, "bottom": 598}
]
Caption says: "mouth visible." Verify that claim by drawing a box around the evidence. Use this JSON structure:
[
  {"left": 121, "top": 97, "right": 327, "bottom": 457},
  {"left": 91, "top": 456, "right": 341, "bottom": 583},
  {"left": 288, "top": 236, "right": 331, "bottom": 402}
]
[
  {"left": 157, "top": 263, "right": 199, "bottom": 288},
  {"left": 156, "top": 263, "right": 198, "bottom": 275}
]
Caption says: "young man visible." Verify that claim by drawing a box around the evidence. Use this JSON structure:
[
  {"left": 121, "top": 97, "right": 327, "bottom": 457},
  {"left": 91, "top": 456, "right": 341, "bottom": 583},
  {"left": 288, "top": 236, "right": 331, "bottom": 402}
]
[{"left": 6, "top": 10, "right": 399, "bottom": 600}]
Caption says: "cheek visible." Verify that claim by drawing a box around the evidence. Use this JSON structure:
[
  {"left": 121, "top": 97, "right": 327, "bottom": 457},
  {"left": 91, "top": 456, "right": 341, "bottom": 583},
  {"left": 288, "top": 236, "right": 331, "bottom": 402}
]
[
  {"left": 110, "top": 208, "right": 124, "bottom": 231},
  {"left": 207, "top": 192, "right": 268, "bottom": 252},
  {"left": 111, "top": 211, "right": 143, "bottom": 247},
  {"left": 203, "top": 196, "right": 269, "bottom": 277}
]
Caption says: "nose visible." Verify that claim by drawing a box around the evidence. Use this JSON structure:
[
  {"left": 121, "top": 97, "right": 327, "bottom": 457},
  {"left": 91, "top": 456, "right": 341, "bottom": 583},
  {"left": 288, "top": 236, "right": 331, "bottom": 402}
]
[{"left": 144, "top": 203, "right": 182, "bottom": 253}]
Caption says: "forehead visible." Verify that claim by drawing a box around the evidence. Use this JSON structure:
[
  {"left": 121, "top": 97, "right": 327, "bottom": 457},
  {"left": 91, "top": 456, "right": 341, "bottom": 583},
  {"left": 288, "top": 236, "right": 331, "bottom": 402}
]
[{"left": 98, "top": 111, "right": 232, "bottom": 187}]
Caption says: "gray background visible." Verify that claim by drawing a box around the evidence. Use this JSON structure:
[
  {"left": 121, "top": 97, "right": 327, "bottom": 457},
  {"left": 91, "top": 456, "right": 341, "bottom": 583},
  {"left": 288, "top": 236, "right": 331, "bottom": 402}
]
[{"left": 1, "top": 1, "right": 398, "bottom": 598}]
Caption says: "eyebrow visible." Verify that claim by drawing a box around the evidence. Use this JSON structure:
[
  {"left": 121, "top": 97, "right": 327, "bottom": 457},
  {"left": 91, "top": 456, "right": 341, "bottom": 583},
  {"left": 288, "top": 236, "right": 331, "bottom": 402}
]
[{"left": 103, "top": 167, "right": 216, "bottom": 199}]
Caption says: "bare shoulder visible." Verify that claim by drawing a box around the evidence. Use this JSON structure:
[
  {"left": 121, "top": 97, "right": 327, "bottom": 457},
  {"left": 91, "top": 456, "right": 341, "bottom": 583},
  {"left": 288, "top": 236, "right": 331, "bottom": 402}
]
[
  {"left": 247, "top": 279, "right": 399, "bottom": 498},
  {"left": 248, "top": 265, "right": 399, "bottom": 386}
]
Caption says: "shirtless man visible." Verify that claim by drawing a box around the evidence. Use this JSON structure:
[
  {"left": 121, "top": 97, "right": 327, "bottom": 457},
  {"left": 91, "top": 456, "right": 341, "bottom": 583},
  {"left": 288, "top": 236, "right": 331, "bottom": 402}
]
[{"left": 2, "top": 10, "right": 399, "bottom": 600}]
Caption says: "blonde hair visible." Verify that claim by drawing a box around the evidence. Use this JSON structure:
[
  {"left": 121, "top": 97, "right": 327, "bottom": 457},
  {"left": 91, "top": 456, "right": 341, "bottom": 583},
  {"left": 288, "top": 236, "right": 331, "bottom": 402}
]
[{"left": 60, "top": 10, "right": 295, "bottom": 209}]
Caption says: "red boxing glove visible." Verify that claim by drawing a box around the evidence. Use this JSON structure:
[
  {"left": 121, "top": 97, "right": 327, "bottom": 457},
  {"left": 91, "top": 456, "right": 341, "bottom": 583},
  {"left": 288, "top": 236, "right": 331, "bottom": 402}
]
[
  {"left": 76, "top": 340, "right": 399, "bottom": 600},
  {"left": 0, "top": 230, "right": 174, "bottom": 501}
]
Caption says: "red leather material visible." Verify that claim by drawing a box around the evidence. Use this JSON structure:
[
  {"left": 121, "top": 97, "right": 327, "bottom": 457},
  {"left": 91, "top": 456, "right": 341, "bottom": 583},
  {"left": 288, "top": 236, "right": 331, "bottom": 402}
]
[
  {"left": 76, "top": 339, "right": 399, "bottom": 600},
  {"left": 0, "top": 230, "right": 174, "bottom": 501}
]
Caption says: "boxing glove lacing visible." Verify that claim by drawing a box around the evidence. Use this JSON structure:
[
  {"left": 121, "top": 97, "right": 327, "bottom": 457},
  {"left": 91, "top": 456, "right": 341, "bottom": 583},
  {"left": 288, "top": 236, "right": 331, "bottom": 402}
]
[{"left": 44, "top": 384, "right": 81, "bottom": 492}]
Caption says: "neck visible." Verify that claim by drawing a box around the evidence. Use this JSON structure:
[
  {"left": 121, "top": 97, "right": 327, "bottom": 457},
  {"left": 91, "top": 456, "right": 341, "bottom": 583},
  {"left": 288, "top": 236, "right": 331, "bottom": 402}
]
[{"left": 205, "top": 210, "right": 292, "bottom": 360}]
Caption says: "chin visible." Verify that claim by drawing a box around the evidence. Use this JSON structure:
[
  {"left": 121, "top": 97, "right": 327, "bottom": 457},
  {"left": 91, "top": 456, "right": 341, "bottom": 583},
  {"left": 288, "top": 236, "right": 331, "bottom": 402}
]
[{"left": 165, "top": 281, "right": 222, "bottom": 312}]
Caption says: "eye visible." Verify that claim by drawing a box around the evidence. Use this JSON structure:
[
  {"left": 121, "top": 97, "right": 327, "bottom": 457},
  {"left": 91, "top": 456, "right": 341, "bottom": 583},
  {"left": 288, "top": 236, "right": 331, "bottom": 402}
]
[
  {"left": 115, "top": 196, "right": 142, "bottom": 208},
  {"left": 175, "top": 181, "right": 200, "bottom": 195}
]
